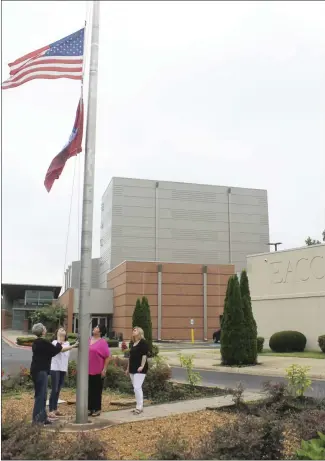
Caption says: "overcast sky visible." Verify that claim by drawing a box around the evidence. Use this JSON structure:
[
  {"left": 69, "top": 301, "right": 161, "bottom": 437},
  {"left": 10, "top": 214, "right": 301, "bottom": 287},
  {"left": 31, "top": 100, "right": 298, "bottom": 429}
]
[{"left": 2, "top": 1, "right": 325, "bottom": 286}]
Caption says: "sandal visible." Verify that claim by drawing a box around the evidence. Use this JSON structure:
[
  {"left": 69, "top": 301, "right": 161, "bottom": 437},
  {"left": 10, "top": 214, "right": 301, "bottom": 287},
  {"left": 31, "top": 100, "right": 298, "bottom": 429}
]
[
  {"left": 92, "top": 411, "right": 101, "bottom": 417},
  {"left": 132, "top": 409, "right": 143, "bottom": 414}
]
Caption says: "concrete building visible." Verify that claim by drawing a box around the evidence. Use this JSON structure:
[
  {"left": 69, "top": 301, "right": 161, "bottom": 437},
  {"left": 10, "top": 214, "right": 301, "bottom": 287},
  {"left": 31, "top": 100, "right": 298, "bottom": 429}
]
[
  {"left": 247, "top": 244, "right": 325, "bottom": 351},
  {"left": 100, "top": 177, "right": 270, "bottom": 287},
  {"left": 64, "top": 258, "right": 100, "bottom": 291},
  {"left": 60, "top": 260, "right": 234, "bottom": 340},
  {"left": 1, "top": 283, "right": 61, "bottom": 330},
  {"left": 61, "top": 258, "right": 112, "bottom": 333}
]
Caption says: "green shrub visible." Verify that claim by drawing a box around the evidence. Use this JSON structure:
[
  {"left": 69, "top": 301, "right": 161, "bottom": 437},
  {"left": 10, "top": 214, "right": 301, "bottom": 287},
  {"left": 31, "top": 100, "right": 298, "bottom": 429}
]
[
  {"left": 198, "top": 413, "right": 284, "bottom": 460},
  {"left": 143, "top": 357, "right": 172, "bottom": 399},
  {"left": 104, "top": 355, "right": 171, "bottom": 397},
  {"left": 65, "top": 360, "right": 77, "bottom": 388},
  {"left": 16, "top": 334, "right": 56, "bottom": 346},
  {"left": 286, "top": 364, "right": 312, "bottom": 398},
  {"left": 1, "top": 414, "right": 109, "bottom": 460},
  {"left": 220, "top": 275, "right": 247, "bottom": 366},
  {"left": 318, "top": 335, "right": 325, "bottom": 353},
  {"left": 67, "top": 332, "right": 78, "bottom": 340},
  {"left": 178, "top": 354, "right": 201, "bottom": 387},
  {"left": 296, "top": 432, "right": 325, "bottom": 460},
  {"left": 104, "top": 363, "right": 132, "bottom": 393},
  {"left": 16, "top": 336, "right": 36, "bottom": 346},
  {"left": 257, "top": 336, "right": 264, "bottom": 353},
  {"left": 150, "top": 344, "right": 159, "bottom": 357},
  {"left": 262, "top": 381, "right": 288, "bottom": 402},
  {"left": 269, "top": 330, "right": 307, "bottom": 353},
  {"left": 240, "top": 270, "right": 258, "bottom": 364},
  {"left": 154, "top": 431, "right": 191, "bottom": 460},
  {"left": 106, "top": 339, "right": 119, "bottom": 348}
]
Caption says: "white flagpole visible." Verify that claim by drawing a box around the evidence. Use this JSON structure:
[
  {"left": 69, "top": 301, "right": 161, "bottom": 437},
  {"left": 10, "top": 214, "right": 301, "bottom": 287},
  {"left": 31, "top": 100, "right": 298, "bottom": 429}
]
[{"left": 76, "top": 0, "right": 100, "bottom": 424}]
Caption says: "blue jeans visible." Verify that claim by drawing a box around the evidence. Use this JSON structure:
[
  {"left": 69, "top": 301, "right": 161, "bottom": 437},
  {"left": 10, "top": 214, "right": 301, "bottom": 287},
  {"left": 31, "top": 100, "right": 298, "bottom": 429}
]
[
  {"left": 49, "top": 371, "right": 66, "bottom": 412},
  {"left": 32, "top": 371, "right": 48, "bottom": 423}
]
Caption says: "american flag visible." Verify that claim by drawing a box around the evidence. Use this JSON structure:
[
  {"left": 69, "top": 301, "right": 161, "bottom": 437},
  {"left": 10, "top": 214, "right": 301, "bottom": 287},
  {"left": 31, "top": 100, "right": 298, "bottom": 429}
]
[{"left": 2, "top": 28, "right": 84, "bottom": 90}]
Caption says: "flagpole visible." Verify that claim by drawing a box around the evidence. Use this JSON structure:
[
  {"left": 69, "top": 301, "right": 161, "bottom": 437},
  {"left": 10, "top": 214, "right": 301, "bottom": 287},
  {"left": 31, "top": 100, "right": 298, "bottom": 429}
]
[{"left": 76, "top": 0, "right": 100, "bottom": 424}]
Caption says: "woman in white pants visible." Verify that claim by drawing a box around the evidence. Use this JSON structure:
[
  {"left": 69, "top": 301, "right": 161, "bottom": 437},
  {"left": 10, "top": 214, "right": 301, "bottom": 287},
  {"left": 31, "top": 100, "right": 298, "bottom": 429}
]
[{"left": 126, "top": 327, "right": 148, "bottom": 414}]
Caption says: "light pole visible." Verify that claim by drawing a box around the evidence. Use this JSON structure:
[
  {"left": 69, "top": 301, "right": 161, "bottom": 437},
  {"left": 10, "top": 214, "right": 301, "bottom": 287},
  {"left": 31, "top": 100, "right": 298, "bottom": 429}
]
[{"left": 267, "top": 242, "right": 282, "bottom": 252}]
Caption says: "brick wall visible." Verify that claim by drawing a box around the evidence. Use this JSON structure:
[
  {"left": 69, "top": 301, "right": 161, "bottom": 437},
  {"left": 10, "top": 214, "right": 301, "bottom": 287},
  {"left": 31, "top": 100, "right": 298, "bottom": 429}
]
[
  {"left": 1, "top": 309, "right": 13, "bottom": 329},
  {"left": 108, "top": 261, "right": 234, "bottom": 341},
  {"left": 58, "top": 289, "right": 74, "bottom": 333}
]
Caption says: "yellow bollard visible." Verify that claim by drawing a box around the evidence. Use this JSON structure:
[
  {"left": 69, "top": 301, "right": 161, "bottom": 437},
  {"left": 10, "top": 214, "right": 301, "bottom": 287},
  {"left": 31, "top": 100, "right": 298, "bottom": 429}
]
[{"left": 191, "top": 328, "right": 194, "bottom": 343}]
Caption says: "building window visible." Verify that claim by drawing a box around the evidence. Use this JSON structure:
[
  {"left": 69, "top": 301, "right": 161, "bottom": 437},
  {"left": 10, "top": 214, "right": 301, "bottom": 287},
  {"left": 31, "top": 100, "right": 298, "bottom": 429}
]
[{"left": 25, "top": 290, "right": 54, "bottom": 306}]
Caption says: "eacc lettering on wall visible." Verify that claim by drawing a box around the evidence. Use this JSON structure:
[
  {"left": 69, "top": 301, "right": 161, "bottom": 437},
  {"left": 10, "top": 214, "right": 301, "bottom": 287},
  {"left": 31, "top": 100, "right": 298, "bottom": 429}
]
[{"left": 269, "top": 256, "right": 325, "bottom": 284}]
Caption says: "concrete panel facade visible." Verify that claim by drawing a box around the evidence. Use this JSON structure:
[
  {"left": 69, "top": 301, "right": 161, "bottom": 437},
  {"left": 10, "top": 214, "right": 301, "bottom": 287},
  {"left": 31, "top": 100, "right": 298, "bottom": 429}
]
[
  {"left": 108, "top": 260, "right": 234, "bottom": 341},
  {"left": 100, "top": 177, "right": 269, "bottom": 287},
  {"left": 58, "top": 288, "right": 113, "bottom": 333},
  {"left": 65, "top": 258, "right": 100, "bottom": 291},
  {"left": 247, "top": 244, "right": 325, "bottom": 350}
]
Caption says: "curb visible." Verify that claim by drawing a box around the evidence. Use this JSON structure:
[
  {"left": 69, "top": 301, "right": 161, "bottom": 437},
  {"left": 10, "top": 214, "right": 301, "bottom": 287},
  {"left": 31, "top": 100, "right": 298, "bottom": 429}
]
[
  {"left": 170, "top": 365, "right": 325, "bottom": 381},
  {"left": 2, "top": 335, "right": 32, "bottom": 350}
]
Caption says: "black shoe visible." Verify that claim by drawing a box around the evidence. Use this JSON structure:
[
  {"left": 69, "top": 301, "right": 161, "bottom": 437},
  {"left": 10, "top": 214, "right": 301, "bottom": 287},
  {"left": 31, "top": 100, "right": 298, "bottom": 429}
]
[
  {"left": 92, "top": 411, "right": 101, "bottom": 417},
  {"left": 88, "top": 410, "right": 93, "bottom": 416}
]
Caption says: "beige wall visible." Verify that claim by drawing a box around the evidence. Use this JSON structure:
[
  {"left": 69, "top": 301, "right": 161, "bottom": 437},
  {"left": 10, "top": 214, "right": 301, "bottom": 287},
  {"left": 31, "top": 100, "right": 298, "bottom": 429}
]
[
  {"left": 247, "top": 244, "right": 325, "bottom": 350},
  {"left": 72, "top": 289, "right": 114, "bottom": 314}
]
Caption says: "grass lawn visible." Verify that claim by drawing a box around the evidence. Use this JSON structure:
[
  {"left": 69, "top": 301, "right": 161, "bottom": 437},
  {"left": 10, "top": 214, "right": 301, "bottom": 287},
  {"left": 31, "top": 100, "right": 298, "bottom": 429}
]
[{"left": 259, "top": 350, "right": 325, "bottom": 359}]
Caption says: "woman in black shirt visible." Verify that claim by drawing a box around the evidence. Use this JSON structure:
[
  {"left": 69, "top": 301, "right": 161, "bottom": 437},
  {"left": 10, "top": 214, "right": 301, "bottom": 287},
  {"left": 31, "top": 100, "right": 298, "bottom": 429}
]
[
  {"left": 30, "top": 323, "right": 77, "bottom": 425},
  {"left": 126, "top": 326, "right": 149, "bottom": 414}
]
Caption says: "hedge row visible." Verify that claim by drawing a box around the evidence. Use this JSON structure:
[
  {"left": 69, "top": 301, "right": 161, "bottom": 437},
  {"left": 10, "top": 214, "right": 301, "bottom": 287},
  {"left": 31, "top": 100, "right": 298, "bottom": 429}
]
[
  {"left": 16, "top": 335, "right": 119, "bottom": 348},
  {"left": 249, "top": 334, "right": 325, "bottom": 354}
]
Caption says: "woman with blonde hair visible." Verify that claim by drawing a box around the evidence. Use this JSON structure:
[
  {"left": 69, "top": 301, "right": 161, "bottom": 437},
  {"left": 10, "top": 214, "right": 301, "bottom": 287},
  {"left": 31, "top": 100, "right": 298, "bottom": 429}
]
[
  {"left": 48, "top": 328, "right": 70, "bottom": 419},
  {"left": 126, "top": 326, "right": 149, "bottom": 414}
]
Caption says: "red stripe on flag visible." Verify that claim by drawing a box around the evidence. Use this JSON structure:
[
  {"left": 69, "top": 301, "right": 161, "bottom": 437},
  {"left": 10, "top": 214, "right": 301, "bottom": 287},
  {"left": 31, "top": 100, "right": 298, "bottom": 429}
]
[
  {"left": 1, "top": 73, "right": 82, "bottom": 90},
  {"left": 44, "top": 98, "right": 84, "bottom": 193},
  {"left": 8, "top": 45, "right": 49, "bottom": 67}
]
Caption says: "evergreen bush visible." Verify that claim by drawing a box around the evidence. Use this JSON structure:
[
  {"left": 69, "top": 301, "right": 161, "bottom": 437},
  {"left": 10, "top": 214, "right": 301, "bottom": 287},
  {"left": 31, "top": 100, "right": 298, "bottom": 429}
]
[
  {"left": 269, "top": 331, "right": 307, "bottom": 353},
  {"left": 132, "top": 296, "right": 153, "bottom": 354},
  {"left": 240, "top": 270, "right": 258, "bottom": 364},
  {"left": 220, "top": 275, "right": 247, "bottom": 365}
]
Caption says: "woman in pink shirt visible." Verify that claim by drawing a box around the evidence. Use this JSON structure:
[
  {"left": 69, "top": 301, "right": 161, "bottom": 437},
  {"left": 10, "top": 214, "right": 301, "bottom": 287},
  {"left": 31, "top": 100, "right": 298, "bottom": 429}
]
[{"left": 88, "top": 324, "right": 110, "bottom": 417}]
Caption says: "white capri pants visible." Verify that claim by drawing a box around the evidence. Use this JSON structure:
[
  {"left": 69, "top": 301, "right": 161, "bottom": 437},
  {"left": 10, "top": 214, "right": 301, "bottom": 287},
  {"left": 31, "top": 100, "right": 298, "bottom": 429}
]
[{"left": 130, "top": 373, "right": 146, "bottom": 410}]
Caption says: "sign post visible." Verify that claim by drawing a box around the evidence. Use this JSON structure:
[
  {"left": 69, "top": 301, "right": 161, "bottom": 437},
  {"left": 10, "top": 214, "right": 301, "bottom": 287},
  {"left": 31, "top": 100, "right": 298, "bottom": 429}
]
[{"left": 190, "top": 318, "right": 194, "bottom": 344}]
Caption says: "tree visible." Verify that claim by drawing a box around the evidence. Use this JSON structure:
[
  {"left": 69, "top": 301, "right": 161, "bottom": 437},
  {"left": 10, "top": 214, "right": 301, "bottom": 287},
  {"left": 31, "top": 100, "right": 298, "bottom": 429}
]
[
  {"left": 240, "top": 270, "right": 258, "bottom": 364},
  {"left": 220, "top": 275, "right": 247, "bottom": 366},
  {"left": 305, "top": 237, "right": 321, "bottom": 246},
  {"left": 132, "top": 296, "right": 153, "bottom": 354},
  {"left": 29, "top": 304, "right": 67, "bottom": 332},
  {"left": 305, "top": 230, "right": 324, "bottom": 246}
]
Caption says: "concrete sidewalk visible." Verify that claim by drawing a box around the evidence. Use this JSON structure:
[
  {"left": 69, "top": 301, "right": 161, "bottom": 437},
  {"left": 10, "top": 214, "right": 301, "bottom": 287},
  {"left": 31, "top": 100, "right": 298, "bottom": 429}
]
[
  {"left": 161, "top": 349, "right": 325, "bottom": 380},
  {"left": 100, "top": 391, "right": 262, "bottom": 424}
]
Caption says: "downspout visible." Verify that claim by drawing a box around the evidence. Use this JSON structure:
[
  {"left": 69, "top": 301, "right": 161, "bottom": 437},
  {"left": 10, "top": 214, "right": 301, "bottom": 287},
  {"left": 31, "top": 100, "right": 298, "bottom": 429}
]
[{"left": 227, "top": 187, "right": 232, "bottom": 264}]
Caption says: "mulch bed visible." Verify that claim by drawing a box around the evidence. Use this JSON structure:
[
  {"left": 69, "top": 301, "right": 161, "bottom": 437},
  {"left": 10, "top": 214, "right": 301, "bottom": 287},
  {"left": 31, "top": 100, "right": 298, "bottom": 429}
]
[{"left": 2, "top": 390, "right": 236, "bottom": 459}]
